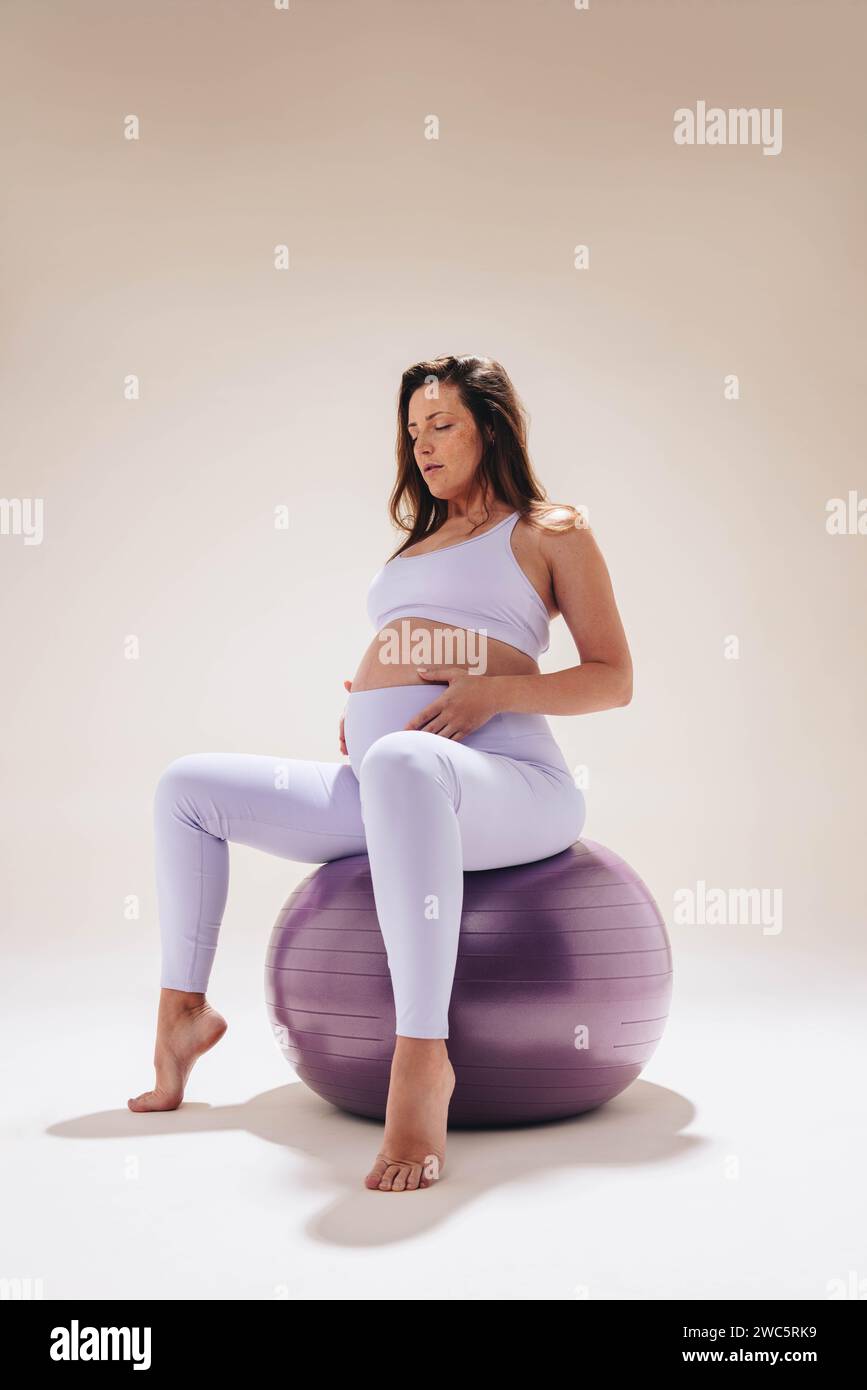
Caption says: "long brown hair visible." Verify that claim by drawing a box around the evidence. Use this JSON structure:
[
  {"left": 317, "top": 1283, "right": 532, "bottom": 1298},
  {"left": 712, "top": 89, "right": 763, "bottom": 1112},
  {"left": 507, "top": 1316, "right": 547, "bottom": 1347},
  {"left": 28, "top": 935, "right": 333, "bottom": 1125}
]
[{"left": 387, "top": 354, "right": 581, "bottom": 559}]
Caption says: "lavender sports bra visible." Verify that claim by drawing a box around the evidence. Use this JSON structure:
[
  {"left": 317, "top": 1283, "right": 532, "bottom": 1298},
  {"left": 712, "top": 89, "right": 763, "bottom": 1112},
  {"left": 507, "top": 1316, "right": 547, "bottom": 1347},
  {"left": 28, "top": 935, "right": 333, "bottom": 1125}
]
[{"left": 366, "top": 510, "right": 550, "bottom": 661}]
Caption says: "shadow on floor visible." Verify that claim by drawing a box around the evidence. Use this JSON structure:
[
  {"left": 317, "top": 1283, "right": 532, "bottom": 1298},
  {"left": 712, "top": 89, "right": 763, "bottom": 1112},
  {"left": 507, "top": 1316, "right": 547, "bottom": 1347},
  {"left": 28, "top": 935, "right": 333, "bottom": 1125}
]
[{"left": 48, "top": 1080, "right": 701, "bottom": 1247}]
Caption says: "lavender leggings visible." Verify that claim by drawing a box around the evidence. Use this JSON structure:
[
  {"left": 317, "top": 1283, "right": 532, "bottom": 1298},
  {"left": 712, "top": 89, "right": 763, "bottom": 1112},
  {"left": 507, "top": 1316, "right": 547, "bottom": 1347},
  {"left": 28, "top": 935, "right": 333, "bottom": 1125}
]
[{"left": 154, "top": 683, "right": 586, "bottom": 1038}]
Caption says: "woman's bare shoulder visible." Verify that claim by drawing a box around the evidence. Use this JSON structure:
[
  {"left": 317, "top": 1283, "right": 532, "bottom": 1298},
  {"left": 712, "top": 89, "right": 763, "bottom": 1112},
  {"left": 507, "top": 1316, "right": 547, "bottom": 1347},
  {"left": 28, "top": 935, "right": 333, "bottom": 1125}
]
[{"left": 520, "top": 502, "right": 592, "bottom": 547}]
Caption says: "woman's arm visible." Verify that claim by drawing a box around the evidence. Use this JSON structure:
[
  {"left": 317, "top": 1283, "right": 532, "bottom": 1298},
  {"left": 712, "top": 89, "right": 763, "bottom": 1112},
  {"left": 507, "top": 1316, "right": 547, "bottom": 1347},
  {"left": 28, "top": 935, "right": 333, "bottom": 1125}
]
[
  {"left": 408, "top": 516, "right": 633, "bottom": 739},
  {"left": 491, "top": 519, "right": 633, "bottom": 718}
]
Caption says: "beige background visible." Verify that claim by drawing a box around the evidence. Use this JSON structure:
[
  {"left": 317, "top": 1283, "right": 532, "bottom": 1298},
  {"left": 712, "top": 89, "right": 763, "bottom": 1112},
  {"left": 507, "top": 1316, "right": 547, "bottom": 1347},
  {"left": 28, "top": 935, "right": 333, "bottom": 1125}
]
[{"left": 2, "top": 0, "right": 865, "bottom": 989}]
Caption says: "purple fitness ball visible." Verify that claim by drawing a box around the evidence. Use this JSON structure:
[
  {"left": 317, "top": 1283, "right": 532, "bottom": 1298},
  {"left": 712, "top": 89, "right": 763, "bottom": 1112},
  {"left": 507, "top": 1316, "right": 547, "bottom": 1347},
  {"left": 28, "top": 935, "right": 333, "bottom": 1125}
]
[{"left": 265, "top": 839, "right": 673, "bottom": 1127}]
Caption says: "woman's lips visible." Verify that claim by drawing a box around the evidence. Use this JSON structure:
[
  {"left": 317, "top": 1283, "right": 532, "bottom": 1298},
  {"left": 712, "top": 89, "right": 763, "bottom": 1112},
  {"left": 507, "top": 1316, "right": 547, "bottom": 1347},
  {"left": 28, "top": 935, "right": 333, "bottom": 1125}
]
[{"left": 424, "top": 464, "right": 443, "bottom": 473}]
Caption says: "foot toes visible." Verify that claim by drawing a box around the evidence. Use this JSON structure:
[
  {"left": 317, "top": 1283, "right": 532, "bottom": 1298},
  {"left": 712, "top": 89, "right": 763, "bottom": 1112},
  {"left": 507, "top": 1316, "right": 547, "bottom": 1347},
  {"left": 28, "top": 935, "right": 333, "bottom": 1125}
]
[
  {"left": 364, "top": 1154, "right": 438, "bottom": 1192},
  {"left": 364, "top": 1156, "right": 390, "bottom": 1190},
  {"left": 405, "top": 1164, "right": 424, "bottom": 1191},
  {"left": 378, "top": 1163, "right": 402, "bottom": 1191},
  {"left": 127, "top": 1088, "right": 181, "bottom": 1113},
  {"left": 391, "top": 1166, "right": 411, "bottom": 1192}
]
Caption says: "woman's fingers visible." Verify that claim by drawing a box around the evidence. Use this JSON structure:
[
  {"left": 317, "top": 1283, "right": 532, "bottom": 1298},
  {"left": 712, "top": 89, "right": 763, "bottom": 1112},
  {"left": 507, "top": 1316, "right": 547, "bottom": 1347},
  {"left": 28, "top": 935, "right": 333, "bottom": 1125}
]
[
  {"left": 423, "top": 717, "right": 450, "bottom": 736},
  {"left": 405, "top": 702, "right": 442, "bottom": 731}
]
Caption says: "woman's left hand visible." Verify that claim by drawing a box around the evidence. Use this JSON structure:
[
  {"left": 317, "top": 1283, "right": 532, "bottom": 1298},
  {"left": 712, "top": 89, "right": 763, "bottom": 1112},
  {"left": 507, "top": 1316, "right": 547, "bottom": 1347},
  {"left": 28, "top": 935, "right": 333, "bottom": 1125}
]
[{"left": 403, "top": 667, "right": 500, "bottom": 741}]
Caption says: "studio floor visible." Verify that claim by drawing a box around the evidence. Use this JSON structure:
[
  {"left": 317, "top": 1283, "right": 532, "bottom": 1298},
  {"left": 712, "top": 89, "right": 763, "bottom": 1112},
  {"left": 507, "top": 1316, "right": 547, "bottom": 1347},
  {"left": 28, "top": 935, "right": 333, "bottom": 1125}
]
[{"left": 2, "top": 940, "right": 863, "bottom": 1301}]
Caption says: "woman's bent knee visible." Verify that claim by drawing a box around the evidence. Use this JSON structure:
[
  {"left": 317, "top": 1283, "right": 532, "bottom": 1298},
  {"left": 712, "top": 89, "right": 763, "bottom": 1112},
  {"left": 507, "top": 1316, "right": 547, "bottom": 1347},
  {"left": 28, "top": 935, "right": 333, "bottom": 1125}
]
[
  {"left": 357, "top": 730, "right": 438, "bottom": 783},
  {"left": 153, "top": 752, "right": 216, "bottom": 809}
]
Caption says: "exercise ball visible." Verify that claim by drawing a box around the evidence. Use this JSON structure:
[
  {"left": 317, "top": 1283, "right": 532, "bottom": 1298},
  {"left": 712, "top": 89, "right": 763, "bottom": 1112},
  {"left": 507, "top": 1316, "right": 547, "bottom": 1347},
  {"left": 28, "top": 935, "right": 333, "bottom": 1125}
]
[{"left": 265, "top": 840, "right": 673, "bottom": 1127}]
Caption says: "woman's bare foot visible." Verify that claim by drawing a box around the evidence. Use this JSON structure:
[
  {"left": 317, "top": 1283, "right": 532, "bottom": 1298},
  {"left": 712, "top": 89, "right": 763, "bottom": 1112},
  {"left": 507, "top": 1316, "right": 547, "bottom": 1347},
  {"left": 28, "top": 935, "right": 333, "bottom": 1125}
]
[
  {"left": 364, "top": 1037, "right": 456, "bottom": 1192},
  {"left": 128, "top": 988, "right": 228, "bottom": 1113}
]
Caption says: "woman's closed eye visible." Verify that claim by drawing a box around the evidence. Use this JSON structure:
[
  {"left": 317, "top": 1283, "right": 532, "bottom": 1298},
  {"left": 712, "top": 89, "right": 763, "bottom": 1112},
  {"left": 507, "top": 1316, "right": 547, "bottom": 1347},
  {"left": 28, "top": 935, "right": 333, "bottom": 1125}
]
[{"left": 410, "top": 425, "right": 452, "bottom": 442}]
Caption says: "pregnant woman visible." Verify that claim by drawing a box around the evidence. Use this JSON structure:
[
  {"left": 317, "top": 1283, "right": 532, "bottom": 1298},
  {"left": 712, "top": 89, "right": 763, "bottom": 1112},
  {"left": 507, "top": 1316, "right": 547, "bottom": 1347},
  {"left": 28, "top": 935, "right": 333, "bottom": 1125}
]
[{"left": 129, "top": 353, "right": 633, "bottom": 1193}]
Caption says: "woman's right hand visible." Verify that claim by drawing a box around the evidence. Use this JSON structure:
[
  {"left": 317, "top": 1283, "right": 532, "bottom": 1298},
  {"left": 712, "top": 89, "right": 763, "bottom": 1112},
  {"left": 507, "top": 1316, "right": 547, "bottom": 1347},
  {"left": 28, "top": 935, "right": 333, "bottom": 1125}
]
[{"left": 338, "top": 678, "right": 352, "bottom": 755}]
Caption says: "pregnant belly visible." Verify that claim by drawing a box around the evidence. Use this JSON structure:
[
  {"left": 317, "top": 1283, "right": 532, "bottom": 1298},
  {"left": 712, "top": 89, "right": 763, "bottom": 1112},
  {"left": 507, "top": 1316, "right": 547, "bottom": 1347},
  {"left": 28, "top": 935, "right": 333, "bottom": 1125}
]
[
  {"left": 343, "top": 682, "right": 572, "bottom": 781},
  {"left": 351, "top": 616, "right": 539, "bottom": 692}
]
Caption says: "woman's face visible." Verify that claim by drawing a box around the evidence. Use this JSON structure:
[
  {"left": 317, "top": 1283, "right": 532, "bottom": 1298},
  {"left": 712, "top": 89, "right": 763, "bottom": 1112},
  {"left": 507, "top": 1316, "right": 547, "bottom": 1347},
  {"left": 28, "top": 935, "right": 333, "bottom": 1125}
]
[{"left": 406, "top": 382, "right": 485, "bottom": 503}]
